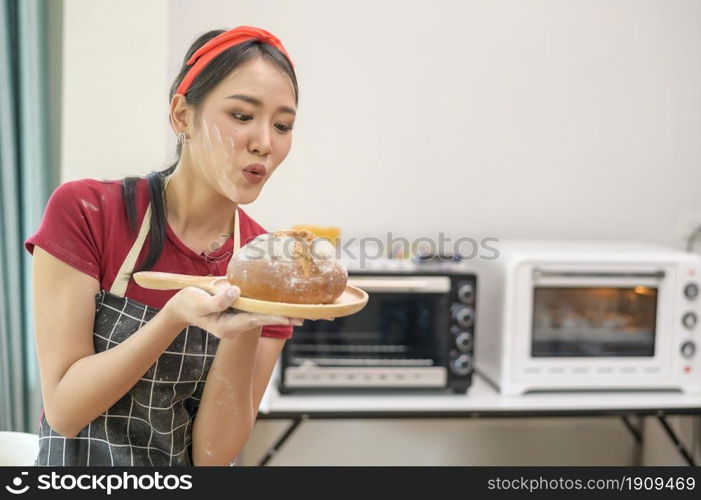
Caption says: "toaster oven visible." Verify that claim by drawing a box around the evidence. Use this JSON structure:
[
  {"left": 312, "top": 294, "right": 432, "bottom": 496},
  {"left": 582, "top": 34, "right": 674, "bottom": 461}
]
[
  {"left": 474, "top": 240, "right": 701, "bottom": 394},
  {"left": 279, "top": 260, "right": 477, "bottom": 394}
]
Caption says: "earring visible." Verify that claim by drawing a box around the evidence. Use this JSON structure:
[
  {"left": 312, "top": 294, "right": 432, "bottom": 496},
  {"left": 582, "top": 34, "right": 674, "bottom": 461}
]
[{"left": 177, "top": 132, "right": 189, "bottom": 145}]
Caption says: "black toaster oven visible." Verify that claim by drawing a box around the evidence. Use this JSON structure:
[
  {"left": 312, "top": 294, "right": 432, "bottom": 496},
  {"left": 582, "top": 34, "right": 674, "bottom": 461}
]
[{"left": 279, "top": 262, "right": 477, "bottom": 394}]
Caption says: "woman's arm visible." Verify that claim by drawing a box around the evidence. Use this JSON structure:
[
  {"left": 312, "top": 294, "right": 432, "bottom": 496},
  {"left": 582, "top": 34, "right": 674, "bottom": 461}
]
[
  {"left": 252, "top": 337, "right": 287, "bottom": 419},
  {"left": 191, "top": 327, "right": 260, "bottom": 465},
  {"left": 191, "top": 333, "right": 287, "bottom": 465},
  {"left": 33, "top": 247, "right": 189, "bottom": 438}
]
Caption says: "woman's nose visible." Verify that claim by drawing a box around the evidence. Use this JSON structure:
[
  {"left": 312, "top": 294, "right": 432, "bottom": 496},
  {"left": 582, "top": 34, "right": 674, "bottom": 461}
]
[{"left": 248, "top": 123, "right": 272, "bottom": 156}]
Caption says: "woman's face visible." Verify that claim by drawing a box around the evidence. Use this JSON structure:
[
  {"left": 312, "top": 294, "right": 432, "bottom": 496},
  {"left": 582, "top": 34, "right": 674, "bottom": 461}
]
[{"left": 186, "top": 56, "right": 297, "bottom": 204}]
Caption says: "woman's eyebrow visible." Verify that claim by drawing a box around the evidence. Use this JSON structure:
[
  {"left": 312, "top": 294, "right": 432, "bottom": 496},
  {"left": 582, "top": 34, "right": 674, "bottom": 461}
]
[{"left": 226, "top": 94, "right": 296, "bottom": 115}]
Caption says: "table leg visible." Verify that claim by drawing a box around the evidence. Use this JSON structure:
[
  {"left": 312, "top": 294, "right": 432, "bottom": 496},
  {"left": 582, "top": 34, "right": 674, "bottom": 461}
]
[
  {"left": 258, "top": 415, "right": 306, "bottom": 466},
  {"left": 621, "top": 415, "right": 644, "bottom": 466},
  {"left": 656, "top": 412, "right": 696, "bottom": 466}
]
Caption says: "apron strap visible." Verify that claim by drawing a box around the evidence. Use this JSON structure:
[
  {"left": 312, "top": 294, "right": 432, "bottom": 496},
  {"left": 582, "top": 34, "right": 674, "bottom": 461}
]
[
  {"left": 110, "top": 202, "right": 153, "bottom": 297},
  {"left": 109, "top": 175, "right": 241, "bottom": 297},
  {"left": 232, "top": 208, "right": 241, "bottom": 254}
]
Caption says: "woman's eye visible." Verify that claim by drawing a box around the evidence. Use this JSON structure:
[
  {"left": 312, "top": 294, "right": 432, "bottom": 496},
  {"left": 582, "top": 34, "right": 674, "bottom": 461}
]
[
  {"left": 275, "top": 123, "right": 294, "bottom": 132},
  {"left": 231, "top": 113, "right": 253, "bottom": 122},
  {"left": 231, "top": 113, "right": 293, "bottom": 132}
]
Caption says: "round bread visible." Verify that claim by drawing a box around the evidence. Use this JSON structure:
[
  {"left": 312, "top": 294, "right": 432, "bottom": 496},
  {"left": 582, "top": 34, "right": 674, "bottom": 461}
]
[{"left": 227, "top": 230, "right": 348, "bottom": 304}]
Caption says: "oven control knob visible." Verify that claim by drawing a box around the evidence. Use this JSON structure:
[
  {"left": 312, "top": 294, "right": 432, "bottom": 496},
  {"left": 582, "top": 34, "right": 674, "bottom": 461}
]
[
  {"left": 455, "top": 332, "right": 473, "bottom": 352},
  {"left": 681, "top": 341, "right": 696, "bottom": 359},
  {"left": 682, "top": 312, "right": 697, "bottom": 330},
  {"left": 450, "top": 354, "right": 473, "bottom": 375},
  {"left": 452, "top": 306, "right": 475, "bottom": 328},
  {"left": 457, "top": 282, "right": 475, "bottom": 304},
  {"left": 684, "top": 283, "right": 699, "bottom": 300}
]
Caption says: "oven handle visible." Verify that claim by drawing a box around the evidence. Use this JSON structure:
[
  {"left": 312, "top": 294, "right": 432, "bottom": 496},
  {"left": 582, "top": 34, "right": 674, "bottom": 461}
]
[
  {"left": 532, "top": 269, "right": 666, "bottom": 287},
  {"left": 347, "top": 276, "right": 451, "bottom": 293},
  {"left": 533, "top": 269, "right": 666, "bottom": 280}
]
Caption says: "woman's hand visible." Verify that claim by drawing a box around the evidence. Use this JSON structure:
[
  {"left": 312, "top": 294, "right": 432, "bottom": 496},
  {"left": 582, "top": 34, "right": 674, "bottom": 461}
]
[{"left": 165, "top": 284, "right": 303, "bottom": 339}]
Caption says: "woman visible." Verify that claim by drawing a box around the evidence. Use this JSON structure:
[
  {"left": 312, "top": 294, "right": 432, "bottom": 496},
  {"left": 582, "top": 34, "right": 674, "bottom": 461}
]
[{"left": 25, "top": 26, "right": 302, "bottom": 466}]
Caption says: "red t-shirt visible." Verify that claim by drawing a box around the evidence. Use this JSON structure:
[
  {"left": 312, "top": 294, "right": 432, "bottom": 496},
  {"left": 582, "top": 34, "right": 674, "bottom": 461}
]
[{"left": 25, "top": 177, "right": 293, "bottom": 339}]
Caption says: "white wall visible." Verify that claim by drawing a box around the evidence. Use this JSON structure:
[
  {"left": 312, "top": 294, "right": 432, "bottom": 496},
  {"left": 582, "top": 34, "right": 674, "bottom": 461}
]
[
  {"left": 61, "top": 0, "right": 701, "bottom": 465},
  {"left": 62, "top": 0, "right": 170, "bottom": 181},
  {"left": 168, "top": 0, "right": 701, "bottom": 248}
]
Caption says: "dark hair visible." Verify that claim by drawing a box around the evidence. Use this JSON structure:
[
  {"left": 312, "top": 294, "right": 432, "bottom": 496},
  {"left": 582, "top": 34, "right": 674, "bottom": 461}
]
[{"left": 121, "top": 29, "right": 298, "bottom": 273}]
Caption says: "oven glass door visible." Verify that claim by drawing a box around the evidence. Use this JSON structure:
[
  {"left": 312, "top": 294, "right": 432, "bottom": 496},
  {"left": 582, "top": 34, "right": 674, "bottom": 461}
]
[
  {"left": 530, "top": 271, "right": 660, "bottom": 358},
  {"left": 287, "top": 276, "right": 450, "bottom": 368}
]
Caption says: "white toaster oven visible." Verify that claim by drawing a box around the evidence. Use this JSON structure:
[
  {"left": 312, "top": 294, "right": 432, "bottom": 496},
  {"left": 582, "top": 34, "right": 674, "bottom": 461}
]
[{"left": 474, "top": 240, "right": 701, "bottom": 394}]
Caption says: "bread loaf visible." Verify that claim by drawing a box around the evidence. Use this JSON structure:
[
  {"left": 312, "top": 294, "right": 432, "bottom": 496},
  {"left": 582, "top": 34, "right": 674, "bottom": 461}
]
[{"left": 227, "top": 230, "right": 348, "bottom": 304}]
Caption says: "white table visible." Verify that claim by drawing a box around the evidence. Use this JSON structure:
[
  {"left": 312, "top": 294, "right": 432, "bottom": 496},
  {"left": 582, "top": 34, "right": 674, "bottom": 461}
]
[{"left": 256, "top": 371, "right": 701, "bottom": 466}]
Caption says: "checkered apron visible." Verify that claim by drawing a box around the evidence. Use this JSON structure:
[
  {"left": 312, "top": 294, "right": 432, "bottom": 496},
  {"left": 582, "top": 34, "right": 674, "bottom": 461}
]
[{"left": 35, "top": 194, "right": 241, "bottom": 466}]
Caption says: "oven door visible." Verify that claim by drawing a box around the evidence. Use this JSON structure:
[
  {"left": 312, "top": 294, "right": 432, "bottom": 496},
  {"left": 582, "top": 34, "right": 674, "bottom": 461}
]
[
  {"left": 512, "top": 265, "right": 673, "bottom": 382},
  {"left": 280, "top": 275, "right": 451, "bottom": 390}
]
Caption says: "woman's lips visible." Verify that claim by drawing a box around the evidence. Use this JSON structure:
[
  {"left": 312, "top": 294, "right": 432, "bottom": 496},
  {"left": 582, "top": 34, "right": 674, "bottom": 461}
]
[{"left": 242, "top": 164, "right": 267, "bottom": 185}]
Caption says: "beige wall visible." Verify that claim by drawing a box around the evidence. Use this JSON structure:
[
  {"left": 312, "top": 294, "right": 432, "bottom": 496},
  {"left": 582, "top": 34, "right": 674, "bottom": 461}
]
[{"left": 60, "top": 0, "right": 701, "bottom": 465}]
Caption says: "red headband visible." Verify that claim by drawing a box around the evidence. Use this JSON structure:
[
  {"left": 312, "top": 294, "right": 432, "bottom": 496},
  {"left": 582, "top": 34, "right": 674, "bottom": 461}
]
[{"left": 175, "top": 26, "right": 293, "bottom": 96}]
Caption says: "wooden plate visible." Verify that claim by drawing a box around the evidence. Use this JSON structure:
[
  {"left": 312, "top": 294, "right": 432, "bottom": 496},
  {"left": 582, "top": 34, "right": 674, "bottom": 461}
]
[{"left": 133, "top": 271, "right": 369, "bottom": 320}]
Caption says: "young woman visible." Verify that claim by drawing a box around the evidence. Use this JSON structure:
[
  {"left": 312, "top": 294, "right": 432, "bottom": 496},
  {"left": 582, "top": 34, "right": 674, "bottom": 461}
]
[{"left": 25, "top": 26, "right": 302, "bottom": 466}]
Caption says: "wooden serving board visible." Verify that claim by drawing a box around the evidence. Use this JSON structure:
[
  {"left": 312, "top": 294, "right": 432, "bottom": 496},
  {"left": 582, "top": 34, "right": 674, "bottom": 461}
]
[{"left": 132, "top": 271, "right": 368, "bottom": 320}]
